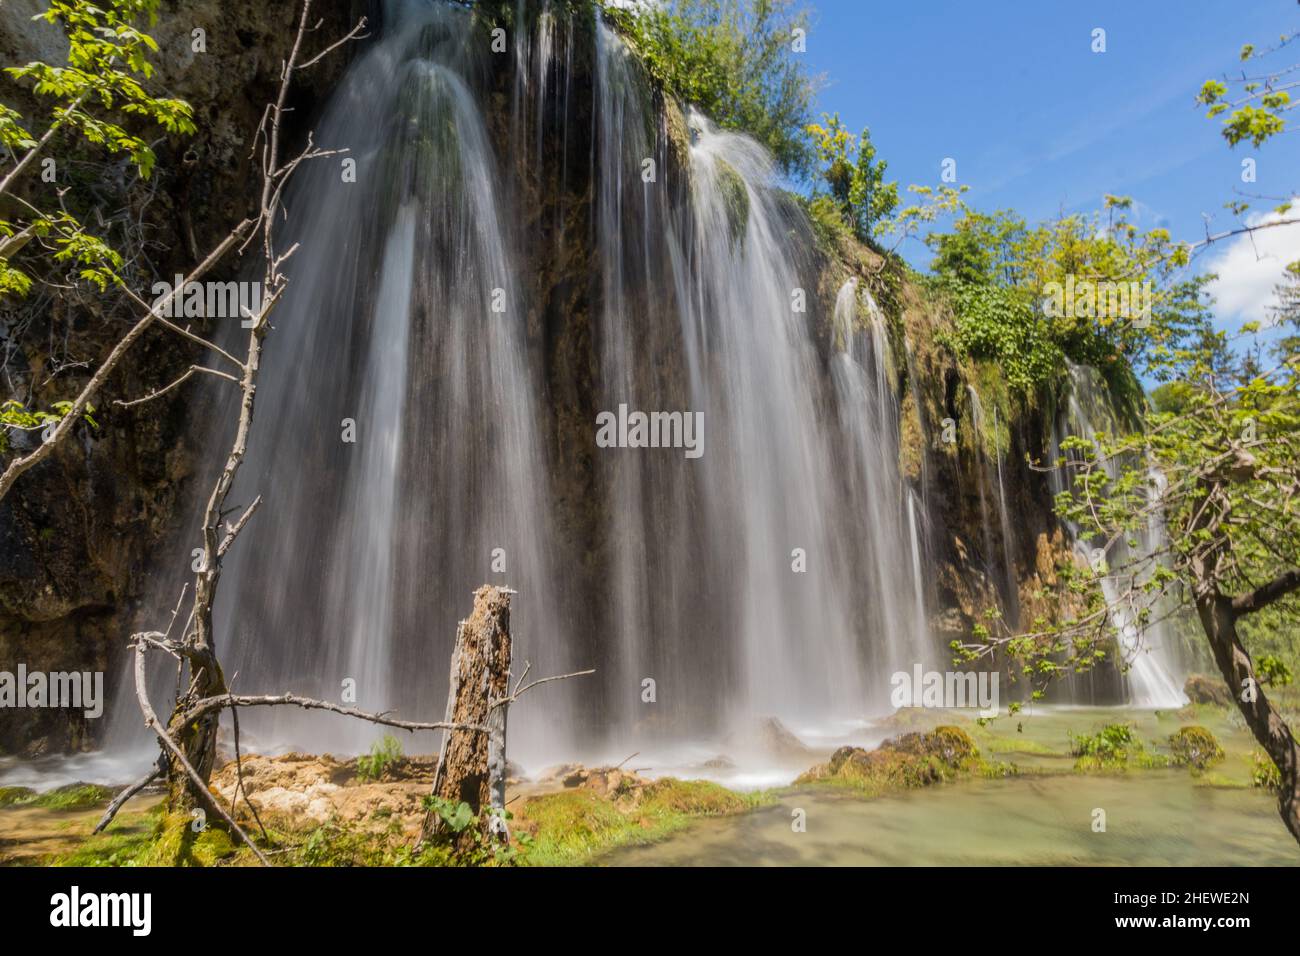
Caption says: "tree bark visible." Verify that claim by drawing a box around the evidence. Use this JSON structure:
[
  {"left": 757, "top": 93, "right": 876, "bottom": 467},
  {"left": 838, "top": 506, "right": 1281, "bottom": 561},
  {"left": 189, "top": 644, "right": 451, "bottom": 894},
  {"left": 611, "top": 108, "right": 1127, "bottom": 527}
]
[
  {"left": 163, "top": 650, "right": 227, "bottom": 814},
  {"left": 422, "top": 585, "right": 513, "bottom": 844},
  {"left": 1188, "top": 480, "right": 1300, "bottom": 845},
  {"left": 1193, "top": 588, "right": 1300, "bottom": 844}
]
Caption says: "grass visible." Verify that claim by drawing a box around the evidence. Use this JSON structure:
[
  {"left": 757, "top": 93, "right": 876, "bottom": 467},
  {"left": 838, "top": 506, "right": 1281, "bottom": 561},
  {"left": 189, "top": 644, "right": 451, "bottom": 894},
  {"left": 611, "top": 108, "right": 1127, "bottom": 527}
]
[
  {"left": 47, "top": 810, "right": 161, "bottom": 867},
  {"left": 356, "top": 734, "right": 404, "bottom": 781},
  {"left": 0, "top": 783, "right": 115, "bottom": 811},
  {"left": 518, "top": 778, "right": 770, "bottom": 867},
  {"left": 978, "top": 735, "right": 1066, "bottom": 757}
]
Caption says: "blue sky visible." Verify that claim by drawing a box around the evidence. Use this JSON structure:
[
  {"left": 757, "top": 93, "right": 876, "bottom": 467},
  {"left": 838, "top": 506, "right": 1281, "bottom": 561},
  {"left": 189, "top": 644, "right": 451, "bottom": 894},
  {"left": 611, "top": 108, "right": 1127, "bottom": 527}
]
[{"left": 801, "top": 0, "right": 1300, "bottom": 332}]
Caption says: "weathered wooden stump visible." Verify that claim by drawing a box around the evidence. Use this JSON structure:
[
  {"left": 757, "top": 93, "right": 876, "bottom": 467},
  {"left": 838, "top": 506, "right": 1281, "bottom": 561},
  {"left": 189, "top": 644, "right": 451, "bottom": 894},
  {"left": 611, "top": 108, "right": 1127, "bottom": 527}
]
[{"left": 422, "top": 584, "right": 513, "bottom": 844}]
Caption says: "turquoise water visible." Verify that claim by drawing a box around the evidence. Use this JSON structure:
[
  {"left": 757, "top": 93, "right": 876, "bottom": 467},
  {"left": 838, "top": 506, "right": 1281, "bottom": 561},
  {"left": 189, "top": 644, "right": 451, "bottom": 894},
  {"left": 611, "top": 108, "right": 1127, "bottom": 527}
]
[{"left": 605, "top": 772, "right": 1296, "bottom": 866}]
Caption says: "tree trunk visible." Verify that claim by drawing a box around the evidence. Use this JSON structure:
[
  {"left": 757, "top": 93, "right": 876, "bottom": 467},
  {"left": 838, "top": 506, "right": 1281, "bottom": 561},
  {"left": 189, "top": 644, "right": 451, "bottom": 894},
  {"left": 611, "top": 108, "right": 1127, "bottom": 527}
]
[
  {"left": 163, "top": 651, "right": 226, "bottom": 815},
  {"left": 422, "top": 584, "right": 513, "bottom": 844},
  {"left": 1193, "top": 588, "right": 1300, "bottom": 844},
  {"left": 1186, "top": 479, "right": 1300, "bottom": 845}
]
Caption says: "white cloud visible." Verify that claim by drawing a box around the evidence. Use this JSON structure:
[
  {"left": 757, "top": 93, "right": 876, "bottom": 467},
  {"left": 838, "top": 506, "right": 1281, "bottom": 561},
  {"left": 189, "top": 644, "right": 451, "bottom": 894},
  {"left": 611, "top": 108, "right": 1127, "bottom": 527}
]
[{"left": 1204, "top": 199, "right": 1300, "bottom": 328}]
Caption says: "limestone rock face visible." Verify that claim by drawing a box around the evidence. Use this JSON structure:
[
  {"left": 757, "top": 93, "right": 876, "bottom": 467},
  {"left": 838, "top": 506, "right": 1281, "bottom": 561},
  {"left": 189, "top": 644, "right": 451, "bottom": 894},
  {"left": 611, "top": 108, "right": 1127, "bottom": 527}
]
[{"left": 0, "top": 0, "right": 362, "bottom": 755}]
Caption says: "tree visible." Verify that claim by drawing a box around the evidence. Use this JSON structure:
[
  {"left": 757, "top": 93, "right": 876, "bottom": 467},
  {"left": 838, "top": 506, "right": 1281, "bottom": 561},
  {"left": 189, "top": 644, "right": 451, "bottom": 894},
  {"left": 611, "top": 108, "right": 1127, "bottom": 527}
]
[
  {"left": 606, "top": 0, "right": 818, "bottom": 176},
  {"left": 805, "top": 113, "right": 897, "bottom": 241},
  {"left": 1197, "top": 32, "right": 1297, "bottom": 147},
  {"left": 0, "top": 0, "right": 234, "bottom": 501},
  {"left": 921, "top": 199, "right": 1211, "bottom": 395}
]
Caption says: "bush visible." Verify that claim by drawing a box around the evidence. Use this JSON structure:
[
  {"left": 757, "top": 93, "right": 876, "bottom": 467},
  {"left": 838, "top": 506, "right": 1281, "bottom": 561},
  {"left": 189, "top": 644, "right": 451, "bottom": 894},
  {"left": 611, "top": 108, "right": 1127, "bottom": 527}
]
[
  {"left": 1167, "top": 726, "right": 1225, "bottom": 769},
  {"left": 605, "top": 0, "right": 817, "bottom": 176},
  {"left": 931, "top": 277, "right": 1063, "bottom": 393},
  {"left": 1251, "top": 749, "right": 1282, "bottom": 792},
  {"left": 1069, "top": 723, "right": 1166, "bottom": 770}
]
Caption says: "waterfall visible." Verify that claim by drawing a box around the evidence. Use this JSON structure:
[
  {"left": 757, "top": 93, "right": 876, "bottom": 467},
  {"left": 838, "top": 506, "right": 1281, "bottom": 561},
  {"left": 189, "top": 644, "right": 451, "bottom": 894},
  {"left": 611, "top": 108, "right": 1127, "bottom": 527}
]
[
  {"left": 989, "top": 405, "right": 1019, "bottom": 623},
  {"left": 1049, "top": 363, "right": 1187, "bottom": 707},
  {"left": 966, "top": 386, "right": 1015, "bottom": 612},
  {"left": 828, "top": 280, "right": 935, "bottom": 694},
  {"left": 195, "top": 0, "right": 570, "bottom": 757},
  {"left": 120, "top": 0, "right": 951, "bottom": 767}
]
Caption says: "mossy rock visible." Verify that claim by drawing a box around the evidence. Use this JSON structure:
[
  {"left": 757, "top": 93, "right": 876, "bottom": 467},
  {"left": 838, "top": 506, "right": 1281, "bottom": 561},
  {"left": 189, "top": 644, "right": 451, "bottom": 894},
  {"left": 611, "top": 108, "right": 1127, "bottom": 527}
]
[
  {"left": 38, "top": 783, "right": 116, "bottom": 810},
  {"left": 882, "top": 725, "right": 979, "bottom": 766},
  {"left": 1168, "top": 726, "right": 1225, "bottom": 769},
  {"left": 662, "top": 96, "right": 693, "bottom": 173},
  {"left": 799, "top": 725, "right": 984, "bottom": 791},
  {"left": 1183, "top": 674, "right": 1233, "bottom": 707},
  {"left": 715, "top": 157, "right": 749, "bottom": 245},
  {"left": 0, "top": 785, "right": 37, "bottom": 807}
]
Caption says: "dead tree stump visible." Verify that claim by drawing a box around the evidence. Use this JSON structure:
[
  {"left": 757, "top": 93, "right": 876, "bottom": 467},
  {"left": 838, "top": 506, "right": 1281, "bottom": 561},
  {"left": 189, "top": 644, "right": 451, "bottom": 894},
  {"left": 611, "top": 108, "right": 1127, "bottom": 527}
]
[{"left": 422, "top": 584, "right": 513, "bottom": 844}]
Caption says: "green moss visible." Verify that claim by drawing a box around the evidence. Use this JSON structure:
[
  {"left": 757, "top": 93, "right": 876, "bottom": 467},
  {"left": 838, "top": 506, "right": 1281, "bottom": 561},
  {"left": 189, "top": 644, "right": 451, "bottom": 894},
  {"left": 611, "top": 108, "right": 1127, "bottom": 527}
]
[
  {"left": 715, "top": 158, "right": 750, "bottom": 245},
  {"left": 640, "top": 778, "right": 755, "bottom": 816},
  {"left": 1069, "top": 722, "right": 1169, "bottom": 772},
  {"left": 1194, "top": 772, "right": 1250, "bottom": 790},
  {"left": 980, "top": 736, "right": 1064, "bottom": 757},
  {"left": 135, "top": 811, "right": 239, "bottom": 867},
  {"left": 795, "top": 725, "right": 1003, "bottom": 795},
  {"left": 27, "top": 783, "right": 116, "bottom": 811},
  {"left": 1168, "top": 726, "right": 1225, "bottom": 770},
  {"left": 519, "top": 778, "right": 766, "bottom": 867},
  {"left": 0, "top": 786, "right": 37, "bottom": 807}
]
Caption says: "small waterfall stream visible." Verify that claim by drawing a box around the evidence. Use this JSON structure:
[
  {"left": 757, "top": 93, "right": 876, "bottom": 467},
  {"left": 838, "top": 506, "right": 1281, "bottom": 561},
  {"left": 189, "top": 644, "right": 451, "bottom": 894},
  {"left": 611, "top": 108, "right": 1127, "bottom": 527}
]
[
  {"left": 1049, "top": 363, "right": 1187, "bottom": 707},
  {"left": 966, "top": 386, "right": 1017, "bottom": 615}
]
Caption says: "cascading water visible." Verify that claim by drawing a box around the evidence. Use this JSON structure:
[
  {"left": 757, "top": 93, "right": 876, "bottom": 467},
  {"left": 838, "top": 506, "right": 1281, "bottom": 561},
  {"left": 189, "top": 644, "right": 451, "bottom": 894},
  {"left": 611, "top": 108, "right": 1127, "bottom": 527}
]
[
  {"left": 1049, "top": 362, "right": 1187, "bottom": 707},
  {"left": 105, "top": 0, "right": 987, "bottom": 773},
  {"left": 184, "top": 0, "right": 570, "bottom": 758},
  {"left": 828, "top": 280, "right": 935, "bottom": 684},
  {"left": 966, "top": 385, "right": 1017, "bottom": 616}
]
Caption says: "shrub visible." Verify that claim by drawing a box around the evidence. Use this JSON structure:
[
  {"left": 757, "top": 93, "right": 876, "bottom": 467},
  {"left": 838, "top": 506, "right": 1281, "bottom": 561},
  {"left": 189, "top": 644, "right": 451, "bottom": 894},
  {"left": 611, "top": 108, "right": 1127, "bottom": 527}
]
[{"left": 1167, "top": 726, "right": 1225, "bottom": 769}]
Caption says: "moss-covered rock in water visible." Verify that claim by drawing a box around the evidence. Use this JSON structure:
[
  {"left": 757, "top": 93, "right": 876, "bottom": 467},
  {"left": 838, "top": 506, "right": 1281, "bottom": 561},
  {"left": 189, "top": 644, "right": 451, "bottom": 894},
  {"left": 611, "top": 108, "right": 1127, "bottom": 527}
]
[
  {"left": 1168, "top": 726, "right": 1225, "bottom": 770},
  {"left": 1183, "top": 674, "right": 1233, "bottom": 707},
  {"left": 715, "top": 157, "right": 749, "bottom": 245},
  {"left": 795, "top": 725, "right": 995, "bottom": 793}
]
